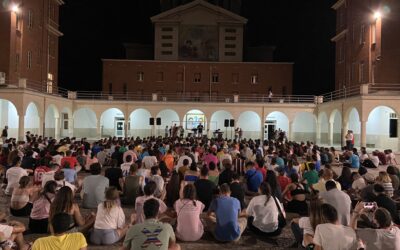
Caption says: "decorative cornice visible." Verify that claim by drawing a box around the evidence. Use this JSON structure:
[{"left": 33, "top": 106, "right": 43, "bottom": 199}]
[
  {"left": 332, "top": 0, "right": 346, "bottom": 10},
  {"left": 47, "top": 24, "right": 63, "bottom": 37},
  {"left": 331, "top": 29, "right": 348, "bottom": 42}
]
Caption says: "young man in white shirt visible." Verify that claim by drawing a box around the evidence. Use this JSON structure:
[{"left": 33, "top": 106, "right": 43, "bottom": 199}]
[
  {"left": 313, "top": 203, "right": 357, "bottom": 250},
  {"left": 319, "top": 180, "right": 351, "bottom": 226},
  {"left": 5, "top": 157, "right": 31, "bottom": 195}
]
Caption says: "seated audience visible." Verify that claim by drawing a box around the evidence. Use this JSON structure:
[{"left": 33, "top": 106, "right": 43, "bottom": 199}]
[
  {"left": 320, "top": 180, "right": 352, "bottom": 226},
  {"left": 105, "top": 160, "right": 124, "bottom": 191},
  {"left": 0, "top": 215, "right": 30, "bottom": 250},
  {"left": 82, "top": 163, "right": 109, "bottom": 209},
  {"left": 376, "top": 171, "right": 394, "bottom": 198},
  {"left": 122, "top": 164, "right": 144, "bottom": 206},
  {"left": 337, "top": 166, "right": 352, "bottom": 191},
  {"left": 218, "top": 163, "right": 235, "bottom": 186},
  {"left": 194, "top": 167, "right": 216, "bottom": 211},
  {"left": 313, "top": 168, "right": 341, "bottom": 193},
  {"left": 183, "top": 162, "right": 199, "bottom": 184},
  {"left": 230, "top": 173, "right": 246, "bottom": 210},
  {"left": 5, "top": 157, "right": 31, "bottom": 195},
  {"left": 207, "top": 161, "right": 219, "bottom": 185},
  {"left": 10, "top": 176, "right": 40, "bottom": 216},
  {"left": 244, "top": 161, "right": 263, "bottom": 193},
  {"left": 282, "top": 173, "right": 308, "bottom": 216},
  {"left": 372, "top": 184, "right": 400, "bottom": 224},
  {"left": 134, "top": 181, "right": 168, "bottom": 224}
]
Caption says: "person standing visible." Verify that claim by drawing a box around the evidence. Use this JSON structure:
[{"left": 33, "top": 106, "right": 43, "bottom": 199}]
[
  {"left": 197, "top": 123, "right": 204, "bottom": 137},
  {"left": 345, "top": 130, "right": 354, "bottom": 150},
  {"left": 1, "top": 125, "right": 8, "bottom": 144},
  {"left": 165, "top": 126, "right": 169, "bottom": 138},
  {"left": 268, "top": 88, "right": 273, "bottom": 102}
]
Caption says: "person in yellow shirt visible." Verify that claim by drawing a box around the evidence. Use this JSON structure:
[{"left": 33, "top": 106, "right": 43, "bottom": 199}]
[{"left": 32, "top": 213, "right": 87, "bottom": 250}]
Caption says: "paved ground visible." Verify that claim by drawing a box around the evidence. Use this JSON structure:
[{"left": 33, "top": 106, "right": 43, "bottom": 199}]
[{"left": 0, "top": 163, "right": 392, "bottom": 250}]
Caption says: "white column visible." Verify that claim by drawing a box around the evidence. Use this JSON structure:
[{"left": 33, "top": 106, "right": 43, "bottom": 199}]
[
  {"left": 54, "top": 117, "right": 60, "bottom": 139},
  {"left": 18, "top": 115, "right": 25, "bottom": 141},
  {"left": 316, "top": 122, "right": 321, "bottom": 145},
  {"left": 39, "top": 116, "right": 44, "bottom": 137},
  {"left": 341, "top": 121, "right": 349, "bottom": 147},
  {"left": 97, "top": 119, "right": 101, "bottom": 139},
  {"left": 360, "top": 120, "right": 367, "bottom": 148},
  {"left": 328, "top": 121, "right": 334, "bottom": 146},
  {"left": 288, "top": 121, "right": 294, "bottom": 141},
  {"left": 261, "top": 119, "right": 265, "bottom": 140},
  {"left": 68, "top": 117, "right": 74, "bottom": 138}
]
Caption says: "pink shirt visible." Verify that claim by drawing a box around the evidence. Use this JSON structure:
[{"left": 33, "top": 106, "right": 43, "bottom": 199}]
[
  {"left": 203, "top": 153, "right": 218, "bottom": 167},
  {"left": 174, "top": 199, "right": 205, "bottom": 241},
  {"left": 134, "top": 195, "right": 167, "bottom": 224},
  {"left": 30, "top": 193, "right": 55, "bottom": 220}
]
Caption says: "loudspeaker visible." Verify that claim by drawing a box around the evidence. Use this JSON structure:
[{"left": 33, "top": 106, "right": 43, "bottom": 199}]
[
  {"left": 390, "top": 119, "right": 398, "bottom": 138},
  {"left": 149, "top": 118, "right": 154, "bottom": 125},
  {"left": 156, "top": 117, "right": 161, "bottom": 125},
  {"left": 224, "top": 119, "right": 229, "bottom": 127},
  {"left": 230, "top": 119, "right": 235, "bottom": 127}
]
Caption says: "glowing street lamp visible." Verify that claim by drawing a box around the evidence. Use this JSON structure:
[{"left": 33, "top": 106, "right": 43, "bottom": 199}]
[
  {"left": 373, "top": 11, "right": 382, "bottom": 20},
  {"left": 10, "top": 4, "right": 19, "bottom": 13}
]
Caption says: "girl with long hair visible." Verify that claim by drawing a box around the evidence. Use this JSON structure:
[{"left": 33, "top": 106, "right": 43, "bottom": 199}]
[{"left": 10, "top": 176, "right": 40, "bottom": 216}]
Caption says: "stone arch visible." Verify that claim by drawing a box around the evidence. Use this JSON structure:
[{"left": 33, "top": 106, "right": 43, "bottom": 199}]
[
  {"left": 292, "top": 112, "right": 317, "bottom": 142},
  {"left": 210, "top": 110, "right": 234, "bottom": 139},
  {"left": 25, "top": 102, "right": 40, "bottom": 135},
  {"left": 265, "top": 111, "right": 289, "bottom": 141},
  {"left": 183, "top": 109, "right": 208, "bottom": 136},
  {"left": 347, "top": 108, "right": 361, "bottom": 147},
  {"left": 237, "top": 111, "right": 261, "bottom": 139},
  {"left": 45, "top": 104, "right": 60, "bottom": 138},
  {"left": 73, "top": 108, "right": 98, "bottom": 139},
  {"left": 0, "top": 98, "right": 19, "bottom": 139},
  {"left": 366, "top": 106, "right": 398, "bottom": 150},
  {"left": 329, "top": 109, "right": 342, "bottom": 145},
  {"left": 100, "top": 108, "right": 125, "bottom": 137},
  {"left": 156, "top": 109, "right": 180, "bottom": 137},
  {"left": 129, "top": 108, "right": 152, "bottom": 138}
]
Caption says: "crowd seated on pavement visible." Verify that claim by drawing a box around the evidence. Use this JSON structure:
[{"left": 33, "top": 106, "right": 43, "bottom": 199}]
[{"left": 0, "top": 129, "right": 400, "bottom": 249}]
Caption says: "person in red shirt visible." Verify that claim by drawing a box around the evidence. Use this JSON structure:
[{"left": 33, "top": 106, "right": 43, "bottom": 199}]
[
  {"left": 277, "top": 169, "right": 291, "bottom": 200},
  {"left": 61, "top": 150, "right": 81, "bottom": 172}
]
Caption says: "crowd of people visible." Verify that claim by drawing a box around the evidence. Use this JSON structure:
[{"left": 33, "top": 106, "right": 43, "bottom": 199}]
[{"left": 0, "top": 129, "right": 400, "bottom": 250}]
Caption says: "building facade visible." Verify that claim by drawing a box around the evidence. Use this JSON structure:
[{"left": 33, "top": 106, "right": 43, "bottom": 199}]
[
  {"left": 103, "top": 0, "right": 293, "bottom": 97},
  {"left": 332, "top": 0, "right": 400, "bottom": 90},
  {"left": 0, "top": 0, "right": 63, "bottom": 89}
]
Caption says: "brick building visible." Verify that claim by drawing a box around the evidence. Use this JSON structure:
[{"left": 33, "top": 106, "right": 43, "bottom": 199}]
[
  {"left": 332, "top": 0, "right": 400, "bottom": 90},
  {"left": 102, "top": 0, "right": 293, "bottom": 97},
  {"left": 0, "top": 0, "right": 63, "bottom": 90}
]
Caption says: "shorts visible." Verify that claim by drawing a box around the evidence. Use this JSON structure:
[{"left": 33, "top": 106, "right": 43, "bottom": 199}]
[
  {"left": 90, "top": 228, "right": 120, "bottom": 245},
  {"left": 10, "top": 203, "right": 33, "bottom": 217}
]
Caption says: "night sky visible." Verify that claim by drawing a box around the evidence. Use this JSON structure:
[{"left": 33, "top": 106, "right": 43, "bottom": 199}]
[{"left": 58, "top": 0, "right": 337, "bottom": 95}]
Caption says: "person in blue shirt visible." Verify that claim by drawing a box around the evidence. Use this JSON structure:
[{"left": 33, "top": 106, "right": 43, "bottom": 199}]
[
  {"left": 206, "top": 184, "right": 247, "bottom": 242},
  {"left": 244, "top": 162, "right": 263, "bottom": 193},
  {"left": 273, "top": 152, "right": 285, "bottom": 169},
  {"left": 346, "top": 151, "right": 360, "bottom": 168}
]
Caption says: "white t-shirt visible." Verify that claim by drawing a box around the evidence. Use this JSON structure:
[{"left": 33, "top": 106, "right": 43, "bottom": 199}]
[
  {"left": 357, "top": 226, "right": 400, "bottom": 250},
  {"left": 359, "top": 153, "right": 369, "bottom": 162},
  {"left": 142, "top": 156, "right": 157, "bottom": 169},
  {"left": 0, "top": 224, "right": 13, "bottom": 239},
  {"left": 121, "top": 162, "right": 132, "bottom": 177},
  {"left": 246, "top": 195, "right": 284, "bottom": 233},
  {"left": 320, "top": 189, "right": 351, "bottom": 226},
  {"left": 298, "top": 217, "right": 313, "bottom": 247},
  {"left": 5, "top": 167, "right": 28, "bottom": 195},
  {"left": 175, "top": 156, "right": 192, "bottom": 171},
  {"left": 370, "top": 155, "right": 379, "bottom": 167},
  {"left": 314, "top": 223, "right": 357, "bottom": 250},
  {"left": 352, "top": 177, "right": 366, "bottom": 190},
  {"left": 94, "top": 203, "right": 125, "bottom": 230}
]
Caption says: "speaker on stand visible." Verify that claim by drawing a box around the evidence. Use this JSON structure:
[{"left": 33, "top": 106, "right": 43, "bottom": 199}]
[
  {"left": 224, "top": 119, "right": 229, "bottom": 140},
  {"left": 230, "top": 119, "right": 235, "bottom": 139}
]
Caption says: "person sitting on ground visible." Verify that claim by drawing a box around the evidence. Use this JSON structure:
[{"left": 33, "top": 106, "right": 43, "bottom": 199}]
[
  {"left": 207, "top": 161, "right": 219, "bottom": 185},
  {"left": 376, "top": 171, "right": 394, "bottom": 198},
  {"left": 244, "top": 161, "right": 263, "bottom": 194},
  {"left": 61, "top": 160, "right": 77, "bottom": 184},
  {"left": 319, "top": 180, "right": 352, "bottom": 226},
  {"left": 282, "top": 173, "right": 308, "bottom": 216},
  {"left": 134, "top": 181, "right": 168, "bottom": 224},
  {"left": 337, "top": 166, "right": 353, "bottom": 191},
  {"left": 61, "top": 150, "right": 81, "bottom": 172},
  {"left": 122, "top": 199, "right": 181, "bottom": 250},
  {"left": 84, "top": 151, "right": 98, "bottom": 171},
  {"left": 29, "top": 180, "right": 57, "bottom": 234},
  {"left": 174, "top": 184, "right": 205, "bottom": 242},
  {"left": 49, "top": 186, "right": 95, "bottom": 234},
  {"left": 194, "top": 167, "right": 216, "bottom": 211},
  {"left": 121, "top": 155, "right": 133, "bottom": 177},
  {"left": 313, "top": 168, "right": 341, "bottom": 193},
  {"left": 177, "top": 159, "right": 190, "bottom": 183},
  {"left": 230, "top": 173, "right": 246, "bottom": 210},
  {"left": 265, "top": 170, "right": 282, "bottom": 201},
  {"left": 166, "top": 170, "right": 181, "bottom": 208},
  {"left": 277, "top": 168, "right": 291, "bottom": 199},
  {"left": 313, "top": 203, "right": 357, "bottom": 250},
  {"left": 351, "top": 201, "right": 400, "bottom": 249},
  {"left": 105, "top": 159, "right": 124, "bottom": 191},
  {"left": 148, "top": 166, "right": 165, "bottom": 198},
  {"left": 372, "top": 184, "right": 400, "bottom": 224},
  {"left": 218, "top": 162, "right": 235, "bottom": 186},
  {"left": 122, "top": 164, "right": 144, "bottom": 206},
  {"left": 90, "top": 187, "right": 129, "bottom": 245},
  {"left": 205, "top": 183, "right": 247, "bottom": 242},
  {"left": 351, "top": 172, "right": 366, "bottom": 192},
  {"left": 32, "top": 212, "right": 88, "bottom": 250},
  {"left": 82, "top": 163, "right": 109, "bottom": 209},
  {"left": 10, "top": 176, "right": 40, "bottom": 217},
  {"left": 183, "top": 162, "right": 199, "bottom": 184},
  {"left": 5, "top": 157, "right": 31, "bottom": 195},
  {"left": 362, "top": 150, "right": 379, "bottom": 168},
  {"left": 385, "top": 149, "right": 397, "bottom": 165},
  {"left": 345, "top": 151, "right": 360, "bottom": 169},
  {"left": 301, "top": 162, "right": 319, "bottom": 193},
  {"left": 0, "top": 217, "right": 30, "bottom": 250},
  {"left": 246, "top": 182, "right": 285, "bottom": 237},
  {"left": 291, "top": 197, "right": 327, "bottom": 248},
  {"left": 387, "top": 165, "right": 400, "bottom": 191},
  {"left": 54, "top": 171, "right": 77, "bottom": 193}
]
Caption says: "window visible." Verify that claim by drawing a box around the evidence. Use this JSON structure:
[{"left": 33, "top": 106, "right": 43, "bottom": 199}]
[
  {"left": 28, "top": 10, "right": 33, "bottom": 29},
  {"left": 108, "top": 83, "right": 112, "bottom": 94},
  {"left": 251, "top": 74, "right": 258, "bottom": 84},
  {"left": 371, "top": 23, "right": 376, "bottom": 45},
  {"left": 62, "top": 113, "right": 69, "bottom": 130},
  {"left": 162, "top": 43, "right": 173, "bottom": 47},
  {"left": 157, "top": 72, "right": 164, "bottom": 82},
  {"left": 15, "top": 54, "right": 19, "bottom": 71},
  {"left": 359, "top": 62, "right": 365, "bottom": 83},
  {"left": 225, "top": 28, "right": 236, "bottom": 33},
  {"left": 232, "top": 73, "right": 239, "bottom": 84},
  {"left": 161, "top": 27, "right": 173, "bottom": 32},
  {"left": 177, "top": 72, "right": 183, "bottom": 82},
  {"left": 389, "top": 113, "right": 398, "bottom": 138},
  {"left": 161, "top": 51, "right": 172, "bottom": 55},
  {"left": 193, "top": 73, "right": 201, "bottom": 83},
  {"left": 123, "top": 83, "right": 127, "bottom": 94},
  {"left": 161, "top": 35, "right": 173, "bottom": 39},
  {"left": 225, "top": 44, "right": 236, "bottom": 49},
  {"left": 225, "top": 36, "right": 236, "bottom": 41},
  {"left": 225, "top": 52, "right": 236, "bottom": 56},
  {"left": 359, "top": 24, "right": 365, "bottom": 45},
  {"left": 47, "top": 73, "right": 53, "bottom": 94},
  {"left": 212, "top": 73, "right": 219, "bottom": 83},
  {"left": 27, "top": 51, "right": 32, "bottom": 69},
  {"left": 137, "top": 72, "right": 144, "bottom": 82}
]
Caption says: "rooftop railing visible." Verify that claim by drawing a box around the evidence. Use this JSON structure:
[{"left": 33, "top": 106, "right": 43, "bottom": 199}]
[{"left": 2, "top": 79, "right": 400, "bottom": 104}]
